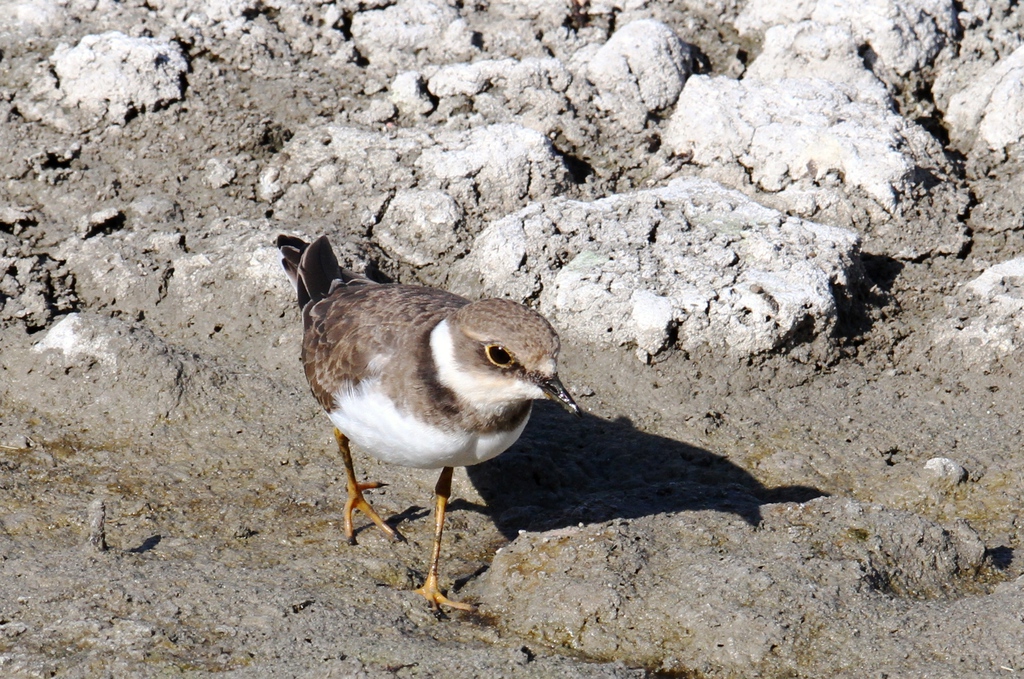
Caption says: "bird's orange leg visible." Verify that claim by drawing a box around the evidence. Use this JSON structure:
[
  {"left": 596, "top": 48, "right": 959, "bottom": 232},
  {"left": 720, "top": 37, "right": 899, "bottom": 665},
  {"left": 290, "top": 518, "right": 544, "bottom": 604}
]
[
  {"left": 415, "top": 466, "right": 475, "bottom": 612},
  {"left": 334, "top": 428, "right": 404, "bottom": 544}
]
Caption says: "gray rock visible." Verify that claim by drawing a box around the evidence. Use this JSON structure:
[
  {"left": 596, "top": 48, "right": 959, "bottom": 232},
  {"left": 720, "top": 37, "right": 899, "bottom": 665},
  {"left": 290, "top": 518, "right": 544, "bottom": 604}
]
[
  {"left": 11, "top": 305, "right": 307, "bottom": 453},
  {"left": 930, "top": 0, "right": 1020, "bottom": 115},
  {"left": 427, "top": 57, "right": 572, "bottom": 99},
  {"left": 27, "top": 313, "right": 194, "bottom": 436},
  {"left": 256, "top": 166, "right": 284, "bottom": 203},
  {"left": 924, "top": 457, "right": 968, "bottom": 483},
  {"left": 664, "top": 75, "right": 967, "bottom": 259},
  {"left": 204, "top": 158, "right": 237, "bottom": 189},
  {"left": 416, "top": 124, "right": 571, "bottom": 213},
  {"left": 260, "top": 123, "right": 570, "bottom": 224},
  {"left": 54, "top": 219, "right": 300, "bottom": 374},
  {"left": 56, "top": 230, "right": 184, "bottom": 321},
  {"left": 51, "top": 32, "right": 188, "bottom": 124},
  {"left": 745, "top": 21, "right": 892, "bottom": 106},
  {"left": 125, "top": 195, "right": 183, "bottom": 226},
  {"left": 585, "top": 19, "right": 694, "bottom": 133},
  {"left": 78, "top": 208, "right": 124, "bottom": 239},
  {"left": 0, "top": 0, "right": 66, "bottom": 37},
  {"left": 933, "top": 257, "right": 1024, "bottom": 365},
  {"left": 480, "top": 497, "right": 987, "bottom": 675},
  {"left": 427, "top": 56, "right": 582, "bottom": 140},
  {"left": 353, "top": 98, "right": 397, "bottom": 126},
  {"left": 350, "top": 0, "right": 466, "bottom": 73},
  {"left": 0, "top": 206, "right": 37, "bottom": 235},
  {"left": 149, "top": 219, "right": 301, "bottom": 368},
  {"left": 629, "top": 289, "right": 676, "bottom": 357},
  {"left": 484, "top": 0, "right": 571, "bottom": 25},
  {"left": 0, "top": 240, "right": 76, "bottom": 331},
  {"left": 450, "top": 177, "right": 861, "bottom": 361},
  {"left": 148, "top": 0, "right": 355, "bottom": 74},
  {"left": 736, "top": 0, "right": 958, "bottom": 77},
  {"left": 373, "top": 189, "right": 466, "bottom": 268},
  {"left": 945, "top": 45, "right": 1024, "bottom": 153},
  {"left": 390, "top": 71, "right": 435, "bottom": 117}
]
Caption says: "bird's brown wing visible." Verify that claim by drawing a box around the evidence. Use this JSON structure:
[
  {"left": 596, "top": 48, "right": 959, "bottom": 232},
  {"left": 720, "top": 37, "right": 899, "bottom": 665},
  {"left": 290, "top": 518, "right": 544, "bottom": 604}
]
[{"left": 302, "top": 284, "right": 468, "bottom": 413}]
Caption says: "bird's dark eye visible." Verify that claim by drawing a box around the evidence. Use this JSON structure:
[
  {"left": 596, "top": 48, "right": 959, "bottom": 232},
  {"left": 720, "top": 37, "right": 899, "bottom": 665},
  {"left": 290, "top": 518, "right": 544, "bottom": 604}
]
[{"left": 485, "top": 344, "right": 514, "bottom": 367}]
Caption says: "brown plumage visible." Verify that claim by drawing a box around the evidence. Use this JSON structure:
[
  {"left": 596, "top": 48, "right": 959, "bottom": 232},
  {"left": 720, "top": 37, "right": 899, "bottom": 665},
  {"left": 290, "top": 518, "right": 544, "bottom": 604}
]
[
  {"left": 279, "top": 234, "right": 568, "bottom": 434},
  {"left": 276, "top": 233, "right": 579, "bottom": 612}
]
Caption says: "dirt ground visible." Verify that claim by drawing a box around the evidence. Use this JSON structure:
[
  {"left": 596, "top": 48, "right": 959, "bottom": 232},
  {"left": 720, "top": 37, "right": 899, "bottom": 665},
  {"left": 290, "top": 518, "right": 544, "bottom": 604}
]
[{"left": 2, "top": 1, "right": 1024, "bottom": 677}]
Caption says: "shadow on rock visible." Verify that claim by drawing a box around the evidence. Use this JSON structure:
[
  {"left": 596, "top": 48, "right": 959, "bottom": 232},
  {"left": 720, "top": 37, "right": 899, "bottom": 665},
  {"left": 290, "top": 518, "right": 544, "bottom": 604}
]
[
  {"left": 835, "top": 252, "right": 904, "bottom": 342},
  {"left": 467, "top": 401, "right": 824, "bottom": 539},
  {"left": 985, "top": 545, "right": 1015, "bottom": 571},
  {"left": 128, "top": 535, "right": 162, "bottom": 553}
]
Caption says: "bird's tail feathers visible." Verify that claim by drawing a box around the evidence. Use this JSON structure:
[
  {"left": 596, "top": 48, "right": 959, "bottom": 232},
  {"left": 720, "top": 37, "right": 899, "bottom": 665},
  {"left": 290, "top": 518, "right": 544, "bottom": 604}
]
[{"left": 276, "top": 234, "right": 372, "bottom": 310}]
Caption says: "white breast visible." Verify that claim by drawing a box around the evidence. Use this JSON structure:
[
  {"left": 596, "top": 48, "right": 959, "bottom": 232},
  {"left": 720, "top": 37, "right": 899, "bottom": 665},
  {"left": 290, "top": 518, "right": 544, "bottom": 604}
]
[{"left": 329, "top": 379, "right": 531, "bottom": 469}]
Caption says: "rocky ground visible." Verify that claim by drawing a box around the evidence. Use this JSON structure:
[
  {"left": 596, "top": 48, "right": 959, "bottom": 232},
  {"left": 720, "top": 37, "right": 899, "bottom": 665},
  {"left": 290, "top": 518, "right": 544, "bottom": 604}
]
[{"left": 2, "top": 0, "right": 1024, "bottom": 676}]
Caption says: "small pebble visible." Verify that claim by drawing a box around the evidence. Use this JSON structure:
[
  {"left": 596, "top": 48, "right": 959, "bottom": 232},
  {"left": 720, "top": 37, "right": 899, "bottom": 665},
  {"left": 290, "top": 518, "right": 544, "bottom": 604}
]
[
  {"left": 87, "top": 498, "right": 108, "bottom": 552},
  {"left": 923, "top": 457, "right": 967, "bottom": 484}
]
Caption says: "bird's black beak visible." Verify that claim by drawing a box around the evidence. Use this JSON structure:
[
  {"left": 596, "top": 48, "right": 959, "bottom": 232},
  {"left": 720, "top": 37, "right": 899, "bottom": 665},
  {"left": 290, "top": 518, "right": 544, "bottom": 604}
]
[{"left": 540, "top": 375, "right": 582, "bottom": 417}]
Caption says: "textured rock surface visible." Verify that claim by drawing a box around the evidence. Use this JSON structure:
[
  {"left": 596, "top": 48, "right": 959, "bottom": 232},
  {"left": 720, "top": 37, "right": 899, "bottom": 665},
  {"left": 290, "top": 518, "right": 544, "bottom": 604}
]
[
  {"left": 480, "top": 498, "right": 989, "bottom": 674},
  {"left": 929, "top": 3, "right": 1024, "bottom": 235},
  {"left": 665, "top": 75, "right": 968, "bottom": 259},
  {"left": 52, "top": 32, "right": 188, "bottom": 122},
  {"left": 584, "top": 19, "right": 695, "bottom": 132},
  {"left": 945, "top": 45, "right": 1024, "bottom": 153},
  {"left": 258, "top": 123, "right": 571, "bottom": 235},
  {"left": 933, "top": 257, "right": 1024, "bottom": 365},
  {"left": 390, "top": 70, "right": 434, "bottom": 117},
  {"left": 17, "top": 31, "right": 188, "bottom": 131},
  {"left": 350, "top": 0, "right": 468, "bottom": 73},
  {"left": 736, "top": 0, "right": 958, "bottom": 77},
  {"left": 744, "top": 21, "right": 891, "bottom": 104},
  {"left": 451, "top": 178, "right": 861, "bottom": 361}
]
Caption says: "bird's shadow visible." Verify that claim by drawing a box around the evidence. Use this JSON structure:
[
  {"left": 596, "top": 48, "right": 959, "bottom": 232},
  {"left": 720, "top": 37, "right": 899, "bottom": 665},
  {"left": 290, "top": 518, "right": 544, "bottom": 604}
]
[{"left": 466, "top": 401, "right": 825, "bottom": 538}]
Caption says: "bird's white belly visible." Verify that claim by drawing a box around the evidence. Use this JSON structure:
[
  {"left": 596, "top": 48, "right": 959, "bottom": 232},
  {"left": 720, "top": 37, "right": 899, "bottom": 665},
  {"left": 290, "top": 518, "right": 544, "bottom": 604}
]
[{"left": 329, "top": 379, "right": 531, "bottom": 469}]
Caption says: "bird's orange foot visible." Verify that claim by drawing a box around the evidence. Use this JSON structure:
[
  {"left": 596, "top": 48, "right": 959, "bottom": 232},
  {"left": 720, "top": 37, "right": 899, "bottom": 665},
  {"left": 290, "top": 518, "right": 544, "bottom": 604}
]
[
  {"left": 415, "top": 574, "right": 476, "bottom": 613},
  {"left": 343, "top": 482, "right": 405, "bottom": 545}
]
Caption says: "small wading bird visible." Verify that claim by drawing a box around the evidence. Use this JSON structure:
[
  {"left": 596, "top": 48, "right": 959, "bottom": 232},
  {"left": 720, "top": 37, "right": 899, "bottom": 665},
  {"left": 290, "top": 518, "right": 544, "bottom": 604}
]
[{"left": 277, "top": 234, "right": 581, "bottom": 611}]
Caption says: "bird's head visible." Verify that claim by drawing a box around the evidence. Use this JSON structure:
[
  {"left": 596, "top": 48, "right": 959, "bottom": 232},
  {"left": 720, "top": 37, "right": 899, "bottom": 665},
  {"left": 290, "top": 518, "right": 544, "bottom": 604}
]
[{"left": 430, "top": 298, "right": 581, "bottom": 419}]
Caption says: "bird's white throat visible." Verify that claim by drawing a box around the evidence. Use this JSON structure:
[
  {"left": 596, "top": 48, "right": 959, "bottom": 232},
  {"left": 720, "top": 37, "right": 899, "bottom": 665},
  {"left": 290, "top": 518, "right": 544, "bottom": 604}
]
[{"left": 430, "top": 319, "right": 545, "bottom": 414}]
